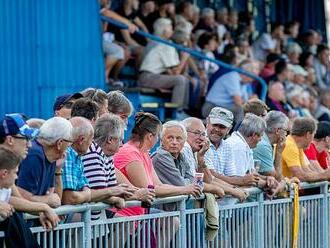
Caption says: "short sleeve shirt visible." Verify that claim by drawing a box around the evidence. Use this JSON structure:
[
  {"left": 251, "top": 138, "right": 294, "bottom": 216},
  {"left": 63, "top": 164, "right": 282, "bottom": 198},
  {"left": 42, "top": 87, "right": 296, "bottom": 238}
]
[
  {"left": 62, "top": 146, "right": 89, "bottom": 191},
  {"left": 253, "top": 134, "right": 274, "bottom": 173},
  {"left": 17, "top": 140, "right": 56, "bottom": 196},
  {"left": 204, "top": 140, "right": 236, "bottom": 176},
  {"left": 282, "top": 135, "right": 307, "bottom": 178},
  {"left": 304, "top": 142, "right": 329, "bottom": 169}
]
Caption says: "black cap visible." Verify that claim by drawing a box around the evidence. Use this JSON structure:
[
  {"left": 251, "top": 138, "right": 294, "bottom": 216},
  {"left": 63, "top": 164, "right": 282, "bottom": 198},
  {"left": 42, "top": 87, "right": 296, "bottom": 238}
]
[{"left": 315, "top": 121, "right": 330, "bottom": 139}]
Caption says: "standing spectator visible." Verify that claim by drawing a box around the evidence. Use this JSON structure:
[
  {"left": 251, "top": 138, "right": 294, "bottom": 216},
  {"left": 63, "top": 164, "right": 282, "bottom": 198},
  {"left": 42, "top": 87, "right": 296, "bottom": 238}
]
[
  {"left": 304, "top": 121, "right": 330, "bottom": 169},
  {"left": 53, "top": 93, "right": 83, "bottom": 120},
  {"left": 282, "top": 117, "right": 330, "bottom": 181},
  {"left": 253, "top": 111, "right": 290, "bottom": 180},
  {"left": 138, "top": 18, "right": 190, "bottom": 112},
  {"left": 17, "top": 117, "right": 73, "bottom": 208},
  {"left": 314, "top": 44, "right": 330, "bottom": 89},
  {"left": 252, "top": 23, "right": 284, "bottom": 62}
]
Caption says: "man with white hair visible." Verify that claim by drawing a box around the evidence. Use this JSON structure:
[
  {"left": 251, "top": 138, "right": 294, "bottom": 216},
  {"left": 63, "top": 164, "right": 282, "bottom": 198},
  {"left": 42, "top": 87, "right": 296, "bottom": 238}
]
[
  {"left": 61, "top": 117, "right": 128, "bottom": 208},
  {"left": 17, "top": 117, "right": 73, "bottom": 208},
  {"left": 138, "top": 17, "right": 190, "bottom": 112}
]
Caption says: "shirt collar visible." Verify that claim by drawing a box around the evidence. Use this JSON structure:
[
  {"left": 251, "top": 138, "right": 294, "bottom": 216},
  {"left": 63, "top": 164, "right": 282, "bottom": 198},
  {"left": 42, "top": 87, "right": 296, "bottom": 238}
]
[{"left": 234, "top": 131, "right": 250, "bottom": 148}]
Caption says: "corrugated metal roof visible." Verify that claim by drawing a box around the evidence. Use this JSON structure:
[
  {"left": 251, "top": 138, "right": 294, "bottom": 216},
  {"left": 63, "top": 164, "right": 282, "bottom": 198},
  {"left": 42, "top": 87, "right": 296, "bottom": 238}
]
[{"left": 0, "top": 0, "right": 104, "bottom": 118}]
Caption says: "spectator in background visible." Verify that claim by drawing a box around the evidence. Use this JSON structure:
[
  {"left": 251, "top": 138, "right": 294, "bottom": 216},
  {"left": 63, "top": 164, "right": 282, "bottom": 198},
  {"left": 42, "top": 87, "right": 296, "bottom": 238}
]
[
  {"left": 216, "top": 7, "right": 228, "bottom": 42},
  {"left": 107, "top": 90, "right": 133, "bottom": 127},
  {"left": 304, "top": 121, "right": 330, "bottom": 169},
  {"left": 138, "top": 18, "right": 190, "bottom": 112},
  {"left": 0, "top": 114, "right": 59, "bottom": 230},
  {"left": 314, "top": 44, "right": 330, "bottom": 89},
  {"left": 236, "top": 38, "right": 254, "bottom": 64},
  {"left": 193, "top": 8, "right": 216, "bottom": 33},
  {"left": 113, "top": 112, "right": 202, "bottom": 218},
  {"left": 253, "top": 111, "right": 290, "bottom": 180},
  {"left": 266, "top": 81, "right": 290, "bottom": 115},
  {"left": 202, "top": 60, "right": 258, "bottom": 121},
  {"left": 137, "top": 0, "right": 156, "bottom": 26},
  {"left": 259, "top": 53, "right": 281, "bottom": 79},
  {"left": 175, "top": 1, "right": 194, "bottom": 36},
  {"left": 252, "top": 23, "right": 284, "bottom": 62},
  {"left": 281, "top": 117, "right": 330, "bottom": 182},
  {"left": 26, "top": 118, "right": 45, "bottom": 129},
  {"left": 286, "top": 42, "right": 302, "bottom": 65},
  {"left": 17, "top": 117, "right": 73, "bottom": 208},
  {"left": 299, "top": 52, "right": 316, "bottom": 86},
  {"left": 81, "top": 88, "right": 109, "bottom": 116},
  {"left": 313, "top": 90, "right": 330, "bottom": 122},
  {"left": 83, "top": 114, "right": 154, "bottom": 220},
  {"left": 71, "top": 98, "right": 100, "bottom": 125},
  {"left": 299, "top": 30, "right": 318, "bottom": 54},
  {"left": 53, "top": 93, "right": 83, "bottom": 120},
  {"left": 61, "top": 117, "right": 129, "bottom": 209},
  {"left": 284, "top": 21, "right": 300, "bottom": 46}
]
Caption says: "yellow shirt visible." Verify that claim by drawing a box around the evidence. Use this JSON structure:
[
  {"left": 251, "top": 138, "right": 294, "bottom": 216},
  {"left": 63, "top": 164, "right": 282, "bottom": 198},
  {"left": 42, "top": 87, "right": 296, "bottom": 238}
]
[{"left": 281, "top": 135, "right": 307, "bottom": 178}]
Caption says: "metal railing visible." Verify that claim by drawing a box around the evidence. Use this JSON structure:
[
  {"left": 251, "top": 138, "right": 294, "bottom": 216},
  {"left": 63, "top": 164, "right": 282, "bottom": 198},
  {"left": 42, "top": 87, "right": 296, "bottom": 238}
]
[
  {"left": 101, "top": 16, "right": 268, "bottom": 101},
  {"left": 1, "top": 182, "right": 329, "bottom": 247}
]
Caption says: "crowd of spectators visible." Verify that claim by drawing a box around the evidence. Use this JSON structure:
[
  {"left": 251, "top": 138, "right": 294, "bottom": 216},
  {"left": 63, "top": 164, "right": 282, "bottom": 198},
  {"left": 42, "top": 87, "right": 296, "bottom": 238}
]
[{"left": 1, "top": 0, "right": 330, "bottom": 246}]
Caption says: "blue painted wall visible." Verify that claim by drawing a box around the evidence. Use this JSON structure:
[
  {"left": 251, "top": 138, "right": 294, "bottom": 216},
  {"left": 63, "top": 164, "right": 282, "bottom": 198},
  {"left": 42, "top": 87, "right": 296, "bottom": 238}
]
[{"left": 0, "top": 0, "right": 105, "bottom": 118}]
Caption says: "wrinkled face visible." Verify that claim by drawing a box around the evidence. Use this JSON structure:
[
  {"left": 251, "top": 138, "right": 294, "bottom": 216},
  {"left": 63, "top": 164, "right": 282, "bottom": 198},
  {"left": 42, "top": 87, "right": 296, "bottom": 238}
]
[
  {"left": 81, "top": 131, "right": 94, "bottom": 154},
  {"left": 250, "top": 133, "right": 263, "bottom": 148},
  {"left": 275, "top": 123, "right": 290, "bottom": 144},
  {"left": 0, "top": 167, "right": 18, "bottom": 188},
  {"left": 270, "top": 82, "right": 285, "bottom": 102},
  {"left": 206, "top": 122, "right": 230, "bottom": 144},
  {"left": 5, "top": 135, "right": 32, "bottom": 160},
  {"left": 105, "top": 130, "right": 124, "bottom": 156},
  {"left": 186, "top": 121, "right": 206, "bottom": 152},
  {"left": 161, "top": 126, "right": 185, "bottom": 156}
]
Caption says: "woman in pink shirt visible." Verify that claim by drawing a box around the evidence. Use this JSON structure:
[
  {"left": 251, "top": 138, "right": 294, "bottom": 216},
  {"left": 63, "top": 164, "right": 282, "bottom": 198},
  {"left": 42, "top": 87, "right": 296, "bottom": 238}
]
[{"left": 114, "top": 112, "right": 202, "bottom": 217}]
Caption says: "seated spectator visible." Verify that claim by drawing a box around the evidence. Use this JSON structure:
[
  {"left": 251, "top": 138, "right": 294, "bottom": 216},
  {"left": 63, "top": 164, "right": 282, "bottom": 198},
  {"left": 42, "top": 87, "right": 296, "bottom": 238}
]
[
  {"left": 299, "top": 52, "right": 316, "bottom": 86},
  {"left": 193, "top": 8, "right": 216, "bottom": 33},
  {"left": 152, "top": 121, "right": 225, "bottom": 197},
  {"left": 299, "top": 30, "right": 318, "bottom": 54},
  {"left": 181, "top": 117, "right": 248, "bottom": 201},
  {"left": 236, "top": 38, "right": 254, "bottom": 65},
  {"left": 314, "top": 90, "right": 330, "bottom": 122},
  {"left": 17, "top": 117, "right": 73, "bottom": 208},
  {"left": 71, "top": 98, "right": 100, "bottom": 125},
  {"left": 253, "top": 111, "right": 290, "bottom": 180},
  {"left": 138, "top": 18, "right": 190, "bottom": 111},
  {"left": 284, "top": 21, "right": 300, "bottom": 46},
  {"left": 259, "top": 53, "right": 281, "bottom": 79},
  {"left": 266, "top": 81, "right": 291, "bottom": 115},
  {"left": 286, "top": 43, "right": 302, "bottom": 65},
  {"left": 175, "top": 1, "right": 194, "bottom": 36},
  {"left": 113, "top": 112, "right": 202, "bottom": 217},
  {"left": 304, "top": 121, "right": 330, "bottom": 169},
  {"left": 137, "top": 0, "right": 156, "bottom": 27},
  {"left": 62, "top": 117, "right": 129, "bottom": 208},
  {"left": 26, "top": 118, "right": 45, "bottom": 129},
  {"left": 226, "top": 114, "right": 282, "bottom": 196},
  {"left": 252, "top": 23, "right": 284, "bottom": 62},
  {"left": 53, "top": 93, "right": 83, "bottom": 120},
  {"left": 81, "top": 88, "right": 109, "bottom": 116},
  {"left": 0, "top": 114, "right": 59, "bottom": 230},
  {"left": 202, "top": 60, "right": 258, "bottom": 121},
  {"left": 314, "top": 44, "right": 330, "bottom": 89},
  {"left": 282, "top": 117, "right": 330, "bottom": 181},
  {"left": 215, "top": 7, "right": 228, "bottom": 41},
  {"left": 107, "top": 90, "right": 133, "bottom": 127},
  {"left": 82, "top": 114, "right": 154, "bottom": 220},
  {"left": 0, "top": 148, "right": 40, "bottom": 248}
]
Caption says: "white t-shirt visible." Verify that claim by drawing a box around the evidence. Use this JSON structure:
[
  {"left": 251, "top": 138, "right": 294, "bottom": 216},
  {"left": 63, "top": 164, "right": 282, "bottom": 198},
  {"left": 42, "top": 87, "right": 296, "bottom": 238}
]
[
  {"left": 0, "top": 188, "right": 11, "bottom": 222},
  {"left": 140, "top": 42, "right": 180, "bottom": 74}
]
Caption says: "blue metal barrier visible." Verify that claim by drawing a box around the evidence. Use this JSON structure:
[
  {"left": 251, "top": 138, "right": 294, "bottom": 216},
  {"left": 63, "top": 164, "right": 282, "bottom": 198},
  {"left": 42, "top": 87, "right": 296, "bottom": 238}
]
[
  {"left": 12, "top": 182, "right": 330, "bottom": 248},
  {"left": 101, "top": 16, "right": 268, "bottom": 101}
]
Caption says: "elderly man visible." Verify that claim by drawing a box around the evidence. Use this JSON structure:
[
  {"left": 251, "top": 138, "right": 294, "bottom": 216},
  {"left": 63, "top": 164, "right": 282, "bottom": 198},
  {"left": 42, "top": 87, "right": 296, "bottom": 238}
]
[
  {"left": 61, "top": 117, "right": 131, "bottom": 208},
  {"left": 253, "top": 111, "right": 290, "bottom": 180},
  {"left": 17, "top": 117, "right": 73, "bottom": 208},
  {"left": 53, "top": 92, "right": 83, "bottom": 120},
  {"left": 0, "top": 114, "right": 59, "bottom": 229},
  {"left": 282, "top": 117, "right": 330, "bottom": 181},
  {"left": 152, "top": 120, "right": 225, "bottom": 198},
  {"left": 182, "top": 117, "right": 248, "bottom": 201},
  {"left": 138, "top": 18, "right": 190, "bottom": 111},
  {"left": 82, "top": 114, "right": 154, "bottom": 220}
]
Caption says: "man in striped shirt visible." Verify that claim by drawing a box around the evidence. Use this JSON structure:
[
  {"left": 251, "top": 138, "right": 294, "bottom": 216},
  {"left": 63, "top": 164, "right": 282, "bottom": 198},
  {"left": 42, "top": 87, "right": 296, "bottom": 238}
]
[{"left": 82, "top": 114, "right": 155, "bottom": 220}]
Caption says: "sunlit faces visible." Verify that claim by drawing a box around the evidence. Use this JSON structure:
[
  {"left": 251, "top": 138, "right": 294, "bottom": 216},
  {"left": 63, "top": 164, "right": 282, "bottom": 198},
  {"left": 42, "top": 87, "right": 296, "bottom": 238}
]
[
  {"left": 161, "top": 126, "right": 185, "bottom": 155},
  {"left": 186, "top": 122, "right": 207, "bottom": 152},
  {"left": 206, "top": 123, "right": 229, "bottom": 144},
  {"left": 6, "top": 135, "right": 32, "bottom": 159}
]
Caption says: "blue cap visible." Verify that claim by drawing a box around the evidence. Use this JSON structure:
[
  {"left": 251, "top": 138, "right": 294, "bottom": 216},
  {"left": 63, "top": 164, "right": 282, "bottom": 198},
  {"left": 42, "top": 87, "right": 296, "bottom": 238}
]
[
  {"left": 53, "top": 93, "right": 83, "bottom": 112},
  {"left": 0, "top": 113, "right": 39, "bottom": 140}
]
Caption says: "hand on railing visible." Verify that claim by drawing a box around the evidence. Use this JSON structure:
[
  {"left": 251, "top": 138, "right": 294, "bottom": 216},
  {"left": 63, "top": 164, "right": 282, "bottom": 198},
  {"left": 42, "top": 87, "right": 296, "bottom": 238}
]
[
  {"left": 110, "top": 183, "right": 136, "bottom": 198},
  {"left": 242, "top": 173, "right": 260, "bottom": 186},
  {"left": 39, "top": 206, "right": 60, "bottom": 230},
  {"left": 232, "top": 188, "right": 249, "bottom": 202},
  {"left": 132, "top": 188, "right": 155, "bottom": 206},
  {"left": 0, "top": 201, "right": 14, "bottom": 221},
  {"left": 185, "top": 184, "right": 203, "bottom": 198},
  {"left": 105, "top": 196, "right": 126, "bottom": 209},
  {"left": 45, "top": 192, "right": 61, "bottom": 208}
]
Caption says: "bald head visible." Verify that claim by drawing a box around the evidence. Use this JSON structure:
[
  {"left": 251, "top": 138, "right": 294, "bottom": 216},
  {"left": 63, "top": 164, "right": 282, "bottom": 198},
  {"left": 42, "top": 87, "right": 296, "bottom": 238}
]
[{"left": 182, "top": 117, "right": 206, "bottom": 152}]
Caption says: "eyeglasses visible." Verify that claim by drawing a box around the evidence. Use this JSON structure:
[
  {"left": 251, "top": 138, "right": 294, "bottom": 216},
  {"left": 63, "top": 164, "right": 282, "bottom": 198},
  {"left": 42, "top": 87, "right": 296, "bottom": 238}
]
[
  {"left": 279, "top": 128, "right": 290, "bottom": 136},
  {"left": 187, "top": 130, "right": 206, "bottom": 138},
  {"left": 62, "top": 138, "right": 74, "bottom": 144},
  {"left": 12, "top": 135, "right": 31, "bottom": 142}
]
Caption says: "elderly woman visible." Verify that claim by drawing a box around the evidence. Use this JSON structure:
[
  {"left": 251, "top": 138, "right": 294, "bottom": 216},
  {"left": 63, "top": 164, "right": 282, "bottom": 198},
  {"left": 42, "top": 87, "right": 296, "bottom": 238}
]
[
  {"left": 107, "top": 90, "right": 133, "bottom": 127},
  {"left": 113, "top": 112, "right": 202, "bottom": 217}
]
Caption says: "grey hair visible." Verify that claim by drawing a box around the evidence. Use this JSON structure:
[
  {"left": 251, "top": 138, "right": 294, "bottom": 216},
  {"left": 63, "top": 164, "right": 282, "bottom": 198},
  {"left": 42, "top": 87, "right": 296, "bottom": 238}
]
[
  {"left": 70, "top": 117, "right": 94, "bottom": 141},
  {"left": 160, "top": 121, "right": 187, "bottom": 141},
  {"left": 27, "top": 118, "right": 45, "bottom": 129},
  {"left": 153, "top": 18, "right": 172, "bottom": 36},
  {"left": 94, "top": 113, "right": 125, "bottom": 146},
  {"left": 238, "top": 113, "right": 266, "bottom": 137},
  {"left": 201, "top": 8, "right": 214, "bottom": 18},
  {"left": 291, "top": 117, "right": 317, "bottom": 136},
  {"left": 39, "top": 117, "right": 73, "bottom": 145},
  {"left": 265, "top": 111, "right": 289, "bottom": 132},
  {"left": 107, "top": 90, "right": 133, "bottom": 116},
  {"left": 181, "top": 117, "right": 203, "bottom": 130}
]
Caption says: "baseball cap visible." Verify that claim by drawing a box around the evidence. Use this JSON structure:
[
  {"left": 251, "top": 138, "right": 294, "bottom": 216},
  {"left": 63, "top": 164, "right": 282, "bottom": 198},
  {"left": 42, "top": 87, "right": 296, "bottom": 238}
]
[
  {"left": 290, "top": 65, "right": 308, "bottom": 76},
  {"left": 0, "top": 113, "right": 39, "bottom": 140},
  {"left": 208, "top": 107, "right": 234, "bottom": 127},
  {"left": 315, "top": 121, "right": 330, "bottom": 139},
  {"left": 53, "top": 93, "right": 83, "bottom": 112}
]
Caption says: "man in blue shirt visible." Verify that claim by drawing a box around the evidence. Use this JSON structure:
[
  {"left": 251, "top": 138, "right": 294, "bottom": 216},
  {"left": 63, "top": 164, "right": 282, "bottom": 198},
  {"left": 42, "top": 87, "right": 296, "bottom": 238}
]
[{"left": 17, "top": 117, "right": 73, "bottom": 208}]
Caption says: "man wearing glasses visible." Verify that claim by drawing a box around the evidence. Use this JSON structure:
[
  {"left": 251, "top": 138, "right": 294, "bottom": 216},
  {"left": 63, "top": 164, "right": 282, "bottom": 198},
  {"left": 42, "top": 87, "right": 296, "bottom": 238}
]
[
  {"left": 0, "top": 113, "right": 61, "bottom": 229},
  {"left": 17, "top": 117, "right": 73, "bottom": 210}
]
